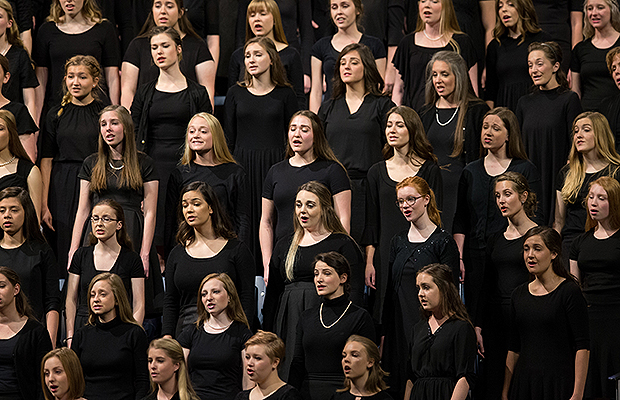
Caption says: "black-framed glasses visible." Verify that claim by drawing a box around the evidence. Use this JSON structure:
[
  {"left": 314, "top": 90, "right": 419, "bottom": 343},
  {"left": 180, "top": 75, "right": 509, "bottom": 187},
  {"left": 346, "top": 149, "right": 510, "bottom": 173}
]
[
  {"left": 396, "top": 195, "right": 424, "bottom": 208},
  {"left": 91, "top": 215, "right": 117, "bottom": 223}
]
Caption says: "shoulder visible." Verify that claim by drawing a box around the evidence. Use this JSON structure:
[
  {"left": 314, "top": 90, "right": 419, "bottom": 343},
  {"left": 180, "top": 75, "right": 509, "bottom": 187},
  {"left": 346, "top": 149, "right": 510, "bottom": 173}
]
[
  {"left": 83, "top": 153, "right": 98, "bottom": 166},
  {"left": 38, "top": 21, "right": 57, "bottom": 35},
  {"left": 167, "top": 245, "right": 187, "bottom": 262}
]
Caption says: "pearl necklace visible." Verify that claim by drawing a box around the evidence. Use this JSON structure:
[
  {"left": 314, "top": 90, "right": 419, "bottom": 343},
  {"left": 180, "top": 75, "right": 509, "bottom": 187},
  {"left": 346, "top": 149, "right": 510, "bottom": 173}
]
[
  {"left": 0, "top": 156, "right": 15, "bottom": 167},
  {"left": 206, "top": 319, "right": 233, "bottom": 331},
  {"left": 320, "top": 301, "right": 352, "bottom": 329},
  {"left": 435, "top": 106, "right": 459, "bottom": 127},
  {"left": 108, "top": 161, "right": 124, "bottom": 170},
  {"left": 423, "top": 30, "right": 444, "bottom": 41}
]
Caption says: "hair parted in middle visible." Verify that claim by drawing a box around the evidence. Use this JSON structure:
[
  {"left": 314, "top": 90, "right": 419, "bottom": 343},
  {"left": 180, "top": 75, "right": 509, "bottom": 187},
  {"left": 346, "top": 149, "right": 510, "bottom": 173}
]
[
  {"left": 241, "top": 37, "right": 291, "bottom": 88},
  {"left": 285, "top": 110, "right": 344, "bottom": 170},
  {"left": 245, "top": 0, "right": 288, "bottom": 44},
  {"left": 59, "top": 55, "right": 102, "bottom": 116},
  {"left": 181, "top": 113, "right": 236, "bottom": 166},
  {"left": 332, "top": 43, "right": 384, "bottom": 99},
  {"left": 0, "top": 266, "right": 33, "bottom": 318},
  {"left": 87, "top": 198, "right": 133, "bottom": 250},
  {"left": 395, "top": 176, "right": 442, "bottom": 227},
  {"left": 481, "top": 107, "right": 529, "bottom": 159},
  {"left": 195, "top": 272, "right": 250, "bottom": 329},
  {"left": 0, "top": 187, "right": 45, "bottom": 243},
  {"left": 86, "top": 272, "right": 141, "bottom": 327},
  {"left": 585, "top": 176, "right": 620, "bottom": 231},
  {"left": 0, "top": 109, "right": 33, "bottom": 163},
  {"left": 147, "top": 338, "right": 200, "bottom": 400},
  {"left": 383, "top": 106, "right": 437, "bottom": 163},
  {"left": 492, "top": 0, "right": 541, "bottom": 44}
]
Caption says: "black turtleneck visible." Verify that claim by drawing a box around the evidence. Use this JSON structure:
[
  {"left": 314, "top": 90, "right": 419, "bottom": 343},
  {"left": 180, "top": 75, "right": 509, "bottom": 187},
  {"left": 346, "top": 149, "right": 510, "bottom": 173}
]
[
  {"left": 288, "top": 294, "right": 375, "bottom": 389},
  {"left": 71, "top": 316, "right": 149, "bottom": 400}
]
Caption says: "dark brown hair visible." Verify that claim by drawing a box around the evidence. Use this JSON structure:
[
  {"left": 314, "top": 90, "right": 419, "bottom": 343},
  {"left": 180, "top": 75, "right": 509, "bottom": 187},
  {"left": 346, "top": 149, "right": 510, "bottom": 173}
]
[
  {"left": 383, "top": 106, "right": 437, "bottom": 163},
  {"left": 332, "top": 43, "right": 384, "bottom": 99},
  {"left": 481, "top": 107, "right": 528, "bottom": 159},
  {"left": 416, "top": 263, "right": 470, "bottom": 323},
  {"left": 87, "top": 199, "right": 133, "bottom": 250},
  {"left": 0, "top": 187, "right": 45, "bottom": 243}
]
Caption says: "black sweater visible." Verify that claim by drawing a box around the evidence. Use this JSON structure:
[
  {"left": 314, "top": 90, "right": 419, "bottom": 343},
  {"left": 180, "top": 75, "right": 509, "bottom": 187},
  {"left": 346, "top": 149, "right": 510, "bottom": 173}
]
[{"left": 13, "top": 319, "right": 53, "bottom": 400}]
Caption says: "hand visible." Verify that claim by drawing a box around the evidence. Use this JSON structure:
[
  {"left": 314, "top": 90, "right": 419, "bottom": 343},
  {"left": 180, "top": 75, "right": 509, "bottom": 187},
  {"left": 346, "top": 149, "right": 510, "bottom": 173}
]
[
  {"left": 65, "top": 337, "right": 72, "bottom": 348},
  {"left": 384, "top": 65, "right": 396, "bottom": 94},
  {"left": 365, "top": 263, "right": 376, "bottom": 289},
  {"left": 263, "top": 266, "right": 269, "bottom": 286},
  {"left": 162, "top": 334, "right": 172, "bottom": 339},
  {"left": 311, "top": 20, "right": 319, "bottom": 29},
  {"left": 42, "top": 206, "right": 54, "bottom": 231},
  {"left": 141, "top": 252, "right": 150, "bottom": 278},
  {"left": 475, "top": 326, "right": 485, "bottom": 357},
  {"left": 459, "top": 258, "right": 465, "bottom": 283},
  {"left": 304, "top": 75, "right": 311, "bottom": 94}
]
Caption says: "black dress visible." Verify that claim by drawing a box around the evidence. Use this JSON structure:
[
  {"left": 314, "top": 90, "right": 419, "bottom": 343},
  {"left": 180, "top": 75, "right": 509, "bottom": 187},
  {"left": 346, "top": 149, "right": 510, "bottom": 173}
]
[
  {"left": 3, "top": 45, "right": 38, "bottom": 104},
  {"left": 393, "top": 33, "right": 477, "bottom": 111},
  {"left": 507, "top": 280, "right": 589, "bottom": 400},
  {"left": 534, "top": 0, "right": 583, "bottom": 71},
  {"left": 177, "top": 321, "right": 253, "bottom": 400},
  {"left": 78, "top": 152, "right": 163, "bottom": 316},
  {"left": 165, "top": 161, "right": 250, "bottom": 255},
  {"left": 0, "top": 158, "right": 34, "bottom": 192},
  {"left": 476, "top": 233, "right": 530, "bottom": 400},
  {"left": 229, "top": 46, "right": 306, "bottom": 108},
  {"left": 408, "top": 318, "right": 477, "bottom": 400},
  {"left": 571, "top": 36, "right": 620, "bottom": 111},
  {"left": 262, "top": 158, "right": 350, "bottom": 243},
  {"left": 68, "top": 246, "right": 145, "bottom": 330},
  {"left": 516, "top": 88, "right": 582, "bottom": 223},
  {"left": 319, "top": 95, "right": 395, "bottom": 242},
  {"left": 162, "top": 240, "right": 256, "bottom": 337},
  {"left": 484, "top": 31, "right": 552, "bottom": 111},
  {"left": 361, "top": 160, "right": 442, "bottom": 323},
  {"left": 382, "top": 228, "right": 460, "bottom": 399},
  {"left": 235, "top": 384, "right": 303, "bottom": 400},
  {"left": 311, "top": 35, "right": 386, "bottom": 102},
  {"left": 224, "top": 84, "right": 299, "bottom": 264},
  {"left": 453, "top": 158, "right": 542, "bottom": 320},
  {"left": 41, "top": 100, "right": 106, "bottom": 274},
  {"left": 289, "top": 295, "right": 376, "bottom": 400},
  {"left": 123, "top": 35, "right": 213, "bottom": 88},
  {"left": 0, "top": 240, "right": 60, "bottom": 322},
  {"left": 72, "top": 317, "right": 150, "bottom": 400},
  {"left": 600, "top": 92, "right": 620, "bottom": 151},
  {"left": 570, "top": 230, "right": 620, "bottom": 399},
  {"left": 32, "top": 20, "right": 121, "bottom": 105},
  {"left": 263, "top": 233, "right": 364, "bottom": 380},
  {"left": 360, "top": 0, "right": 405, "bottom": 49}
]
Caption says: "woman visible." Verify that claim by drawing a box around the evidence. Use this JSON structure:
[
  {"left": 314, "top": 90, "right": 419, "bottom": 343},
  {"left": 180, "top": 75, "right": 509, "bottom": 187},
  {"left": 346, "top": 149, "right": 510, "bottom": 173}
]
[
  {"left": 485, "top": 0, "right": 551, "bottom": 110},
  {"left": 263, "top": 181, "right": 364, "bottom": 379},
  {"left": 229, "top": 0, "right": 305, "bottom": 107},
  {"left": 66, "top": 199, "right": 145, "bottom": 347},
  {"left": 71, "top": 272, "right": 150, "bottom": 400},
  {"left": 40, "top": 55, "right": 107, "bottom": 274},
  {"left": 420, "top": 51, "right": 489, "bottom": 232},
  {"left": 0, "top": 266, "right": 53, "bottom": 400},
  {"left": 142, "top": 337, "right": 200, "bottom": 400},
  {"left": 392, "top": 0, "right": 478, "bottom": 111},
  {"left": 475, "top": 172, "right": 537, "bottom": 400},
  {"left": 41, "top": 348, "right": 86, "bottom": 400},
  {"left": 33, "top": 0, "right": 120, "bottom": 115},
  {"left": 332, "top": 335, "right": 392, "bottom": 400},
  {"left": 121, "top": 0, "right": 215, "bottom": 109},
  {"left": 502, "top": 226, "right": 589, "bottom": 400},
  {"left": 404, "top": 263, "right": 476, "bottom": 400},
  {"left": 553, "top": 111, "right": 620, "bottom": 260},
  {"left": 0, "top": 109, "right": 41, "bottom": 218},
  {"left": 260, "top": 110, "right": 351, "bottom": 282},
  {"left": 163, "top": 181, "right": 255, "bottom": 338},
  {"left": 571, "top": 0, "right": 620, "bottom": 111},
  {"left": 569, "top": 176, "right": 620, "bottom": 399},
  {"left": 224, "top": 36, "right": 299, "bottom": 263},
  {"left": 382, "top": 176, "right": 460, "bottom": 400},
  {"left": 289, "top": 252, "right": 375, "bottom": 400},
  {"left": 0, "top": 54, "right": 39, "bottom": 162},
  {"left": 516, "top": 41, "right": 582, "bottom": 223},
  {"left": 165, "top": 112, "right": 250, "bottom": 256},
  {"left": 235, "top": 330, "right": 303, "bottom": 400},
  {"left": 177, "top": 273, "right": 253, "bottom": 400},
  {"left": 69, "top": 104, "right": 161, "bottom": 314},
  {"left": 0, "top": 187, "right": 60, "bottom": 344},
  {"left": 309, "top": 0, "right": 386, "bottom": 112},
  {"left": 362, "top": 105, "right": 441, "bottom": 324},
  {"left": 600, "top": 46, "right": 620, "bottom": 144},
  {"left": 319, "top": 43, "right": 394, "bottom": 242},
  {"left": 453, "top": 107, "right": 541, "bottom": 321},
  {"left": 131, "top": 26, "right": 211, "bottom": 249}
]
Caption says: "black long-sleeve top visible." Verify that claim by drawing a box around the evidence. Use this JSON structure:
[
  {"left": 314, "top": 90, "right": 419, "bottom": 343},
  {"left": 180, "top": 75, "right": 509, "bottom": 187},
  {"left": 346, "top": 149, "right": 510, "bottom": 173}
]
[{"left": 12, "top": 319, "right": 53, "bottom": 400}]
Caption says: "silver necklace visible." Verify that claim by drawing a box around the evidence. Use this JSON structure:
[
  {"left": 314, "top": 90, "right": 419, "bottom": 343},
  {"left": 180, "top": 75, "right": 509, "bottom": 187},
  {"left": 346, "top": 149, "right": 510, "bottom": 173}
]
[
  {"left": 206, "top": 319, "right": 233, "bottom": 330},
  {"left": 0, "top": 156, "right": 16, "bottom": 167},
  {"left": 423, "top": 30, "right": 443, "bottom": 41},
  {"left": 435, "top": 106, "right": 459, "bottom": 127},
  {"left": 108, "top": 161, "right": 124, "bottom": 170},
  {"left": 320, "top": 301, "right": 352, "bottom": 329}
]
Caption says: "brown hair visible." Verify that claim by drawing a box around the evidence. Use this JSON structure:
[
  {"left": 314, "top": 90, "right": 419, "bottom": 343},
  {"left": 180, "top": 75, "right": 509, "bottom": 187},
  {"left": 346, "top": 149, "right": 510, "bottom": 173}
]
[
  {"left": 492, "top": 0, "right": 541, "bottom": 43},
  {"left": 395, "top": 176, "right": 442, "bottom": 227},
  {"left": 58, "top": 55, "right": 102, "bottom": 117},
  {"left": 606, "top": 46, "right": 620, "bottom": 75},
  {"left": 285, "top": 111, "right": 344, "bottom": 169},
  {"left": 195, "top": 273, "right": 250, "bottom": 328},
  {"left": 41, "top": 348, "right": 85, "bottom": 400},
  {"left": 245, "top": 0, "right": 288, "bottom": 44},
  {"left": 494, "top": 171, "right": 538, "bottom": 218},
  {"left": 383, "top": 106, "right": 437, "bottom": 163},
  {"left": 338, "top": 335, "right": 388, "bottom": 393},
  {"left": 528, "top": 41, "right": 569, "bottom": 90},
  {"left": 149, "top": 25, "right": 183, "bottom": 62},
  {"left": 86, "top": 273, "right": 141, "bottom": 327},
  {"left": 0, "top": 187, "right": 46, "bottom": 243},
  {"left": 523, "top": 226, "right": 577, "bottom": 283},
  {"left": 47, "top": 0, "right": 102, "bottom": 23},
  {"left": 0, "top": 109, "right": 33, "bottom": 162},
  {"left": 0, "top": 266, "right": 33, "bottom": 317},
  {"left": 240, "top": 37, "right": 291, "bottom": 88},
  {"left": 330, "top": 0, "right": 365, "bottom": 27},
  {"left": 481, "top": 107, "right": 528, "bottom": 159},
  {"left": 138, "top": 0, "right": 201, "bottom": 40},
  {"left": 87, "top": 199, "right": 133, "bottom": 250},
  {"left": 585, "top": 176, "right": 620, "bottom": 231},
  {"left": 314, "top": 251, "right": 352, "bottom": 297},
  {"left": 332, "top": 43, "right": 384, "bottom": 99},
  {"left": 417, "top": 263, "right": 471, "bottom": 323}
]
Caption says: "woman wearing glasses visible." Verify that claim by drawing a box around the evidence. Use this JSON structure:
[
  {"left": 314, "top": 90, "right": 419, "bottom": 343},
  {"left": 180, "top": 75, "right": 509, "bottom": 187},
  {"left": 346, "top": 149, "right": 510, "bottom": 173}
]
[
  {"left": 381, "top": 176, "right": 460, "bottom": 400},
  {"left": 65, "top": 199, "right": 145, "bottom": 348}
]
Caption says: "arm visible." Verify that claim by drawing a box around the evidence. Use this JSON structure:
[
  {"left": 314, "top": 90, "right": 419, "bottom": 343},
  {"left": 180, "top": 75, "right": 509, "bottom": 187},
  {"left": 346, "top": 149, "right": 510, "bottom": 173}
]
[
  {"left": 501, "top": 351, "right": 520, "bottom": 400},
  {"left": 196, "top": 60, "right": 216, "bottom": 109},
  {"left": 392, "top": 69, "right": 405, "bottom": 106},
  {"left": 259, "top": 198, "right": 275, "bottom": 284},
  {"left": 34, "top": 67, "right": 48, "bottom": 125},
  {"left": 453, "top": 233, "right": 466, "bottom": 282},
  {"left": 553, "top": 190, "right": 566, "bottom": 234},
  {"left": 22, "top": 87, "right": 36, "bottom": 123},
  {"left": 206, "top": 34, "right": 220, "bottom": 68},
  {"left": 480, "top": 1, "right": 496, "bottom": 49},
  {"left": 104, "top": 66, "right": 121, "bottom": 105},
  {"left": 141, "top": 180, "right": 158, "bottom": 278},
  {"left": 333, "top": 190, "right": 351, "bottom": 233},
  {"left": 120, "top": 62, "right": 140, "bottom": 110},
  {"left": 26, "top": 165, "right": 42, "bottom": 222},
  {"left": 404, "top": 380, "right": 413, "bottom": 400},
  {"left": 131, "top": 277, "right": 145, "bottom": 324},
  {"left": 571, "top": 349, "right": 589, "bottom": 400},
  {"left": 571, "top": 11, "right": 584, "bottom": 48},
  {"left": 468, "top": 63, "right": 479, "bottom": 97},
  {"left": 569, "top": 259, "right": 581, "bottom": 282},
  {"left": 450, "top": 377, "right": 470, "bottom": 400},
  {"left": 65, "top": 272, "right": 80, "bottom": 348},
  {"left": 20, "top": 29, "right": 32, "bottom": 55},
  {"left": 309, "top": 56, "right": 324, "bottom": 113},
  {"left": 69, "top": 180, "right": 92, "bottom": 269},
  {"left": 571, "top": 71, "right": 581, "bottom": 97},
  {"left": 40, "top": 157, "right": 54, "bottom": 230},
  {"left": 45, "top": 311, "right": 59, "bottom": 348},
  {"left": 365, "top": 245, "right": 377, "bottom": 289},
  {"left": 375, "top": 57, "right": 387, "bottom": 81}
]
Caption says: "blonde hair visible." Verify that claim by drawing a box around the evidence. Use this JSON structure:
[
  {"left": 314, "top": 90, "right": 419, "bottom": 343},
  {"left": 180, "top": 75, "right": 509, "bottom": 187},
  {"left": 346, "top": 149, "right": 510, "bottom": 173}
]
[
  {"left": 181, "top": 113, "right": 236, "bottom": 165},
  {"left": 58, "top": 55, "right": 102, "bottom": 117},
  {"left": 47, "top": 0, "right": 102, "bottom": 23},
  {"left": 86, "top": 273, "right": 141, "bottom": 327},
  {"left": 245, "top": 0, "right": 288, "bottom": 44},
  {"left": 415, "top": 0, "right": 464, "bottom": 52},
  {"left": 583, "top": 0, "right": 620, "bottom": 38},
  {"left": 147, "top": 338, "right": 199, "bottom": 400},
  {"left": 195, "top": 273, "right": 250, "bottom": 329},
  {"left": 0, "top": 0, "right": 24, "bottom": 48},
  {"left": 41, "top": 349, "right": 85, "bottom": 400}
]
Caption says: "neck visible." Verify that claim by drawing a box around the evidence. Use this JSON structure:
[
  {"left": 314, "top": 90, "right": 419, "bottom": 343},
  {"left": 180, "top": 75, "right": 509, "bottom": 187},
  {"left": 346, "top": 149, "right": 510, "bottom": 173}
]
[
  {"left": 157, "top": 377, "right": 178, "bottom": 399},
  {"left": 507, "top": 25, "right": 521, "bottom": 38},
  {"left": 0, "top": 303, "right": 22, "bottom": 324},
  {"left": 425, "top": 22, "right": 442, "bottom": 37},
  {"left": 208, "top": 311, "right": 232, "bottom": 327},
  {"left": 257, "top": 374, "right": 285, "bottom": 395},
  {"left": 325, "top": 289, "right": 345, "bottom": 301},
  {"left": 594, "top": 24, "right": 618, "bottom": 39},
  {"left": 72, "top": 93, "right": 95, "bottom": 106},
  {"left": 173, "top": 23, "right": 185, "bottom": 39},
  {"left": 98, "top": 309, "right": 116, "bottom": 323},
  {"left": 539, "top": 77, "right": 560, "bottom": 91},
  {"left": 582, "top": 150, "right": 606, "bottom": 169},
  {"left": 193, "top": 222, "right": 218, "bottom": 241},
  {"left": 486, "top": 146, "right": 509, "bottom": 162},
  {"left": 507, "top": 210, "right": 536, "bottom": 235},
  {"left": 64, "top": 11, "right": 88, "bottom": 25},
  {"left": 436, "top": 95, "right": 458, "bottom": 108},
  {"left": 391, "top": 145, "right": 413, "bottom": 165},
  {"left": 290, "top": 149, "right": 315, "bottom": 165},
  {"left": 346, "top": 81, "right": 366, "bottom": 98},
  {"left": 534, "top": 268, "right": 561, "bottom": 290},
  {"left": 411, "top": 212, "right": 437, "bottom": 235},
  {"left": 0, "top": 148, "right": 13, "bottom": 163},
  {"left": 0, "top": 229, "right": 24, "bottom": 248},
  {"left": 194, "top": 150, "right": 217, "bottom": 166},
  {"left": 251, "top": 71, "right": 274, "bottom": 90},
  {"left": 337, "top": 22, "right": 361, "bottom": 37},
  {"left": 304, "top": 225, "right": 330, "bottom": 238},
  {"left": 109, "top": 144, "right": 123, "bottom": 161},
  {"left": 96, "top": 235, "right": 122, "bottom": 253},
  {"left": 430, "top": 310, "right": 447, "bottom": 323},
  {"left": 349, "top": 374, "right": 373, "bottom": 397},
  {"left": 158, "top": 64, "right": 186, "bottom": 86},
  {"left": 596, "top": 219, "right": 617, "bottom": 235}
]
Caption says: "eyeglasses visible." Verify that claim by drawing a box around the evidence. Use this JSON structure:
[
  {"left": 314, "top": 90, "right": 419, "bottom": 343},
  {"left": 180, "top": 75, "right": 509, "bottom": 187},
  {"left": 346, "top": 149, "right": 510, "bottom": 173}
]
[
  {"left": 396, "top": 195, "right": 424, "bottom": 208},
  {"left": 91, "top": 215, "right": 117, "bottom": 223}
]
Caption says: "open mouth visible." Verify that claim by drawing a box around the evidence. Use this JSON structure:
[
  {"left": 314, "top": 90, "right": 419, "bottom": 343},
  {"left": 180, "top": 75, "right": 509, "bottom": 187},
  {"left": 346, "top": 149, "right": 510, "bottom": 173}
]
[{"left": 300, "top": 216, "right": 309, "bottom": 223}]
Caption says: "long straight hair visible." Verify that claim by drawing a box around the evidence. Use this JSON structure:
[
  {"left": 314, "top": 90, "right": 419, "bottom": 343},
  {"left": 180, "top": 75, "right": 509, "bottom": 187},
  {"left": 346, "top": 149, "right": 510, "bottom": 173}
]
[
  {"left": 138, "top": 0, "right": 201, "bottom": 40},
  {"left": 0, "top": 1, "right": 25, "bottom": 48},
  {"left": 240, "top": 37, "right": 291, "bottom": 88},
  {"left": 585, "top": 176, "right": 620, "bottom": 231},
  {"left": 0, "top": 187, "right": 46, "bottom": 243},
  {"left": 417, "top": 263, "right": 471, "bottom": 323},
  {"left": 338, "top": 335, "right": 388, "bottom": 393},
  {"left": 195, "top": 273, "right": 250, "bottom": 329},
  {"left": 0, "top": 266, "right": 33, "bottom": 318},
  {"left": 41, "top": 348, "right": 85, "bottom": 400},
  {"left": 0, "top": 110, "right": 33, "bottom": 162},
  {"left": 415, "top": 0, "right": 464, "bottom": 51},
  {"left": 523, "top": 226, "right": 578, "bottom": 283},
  {"left": 492, "top": 0, "right": 541, "bottom": 43},
  {"left": 47, "top": 0, "right": 102, "bottom": 23},
  {"left": 86, "top": 273, "right": 142, "bottom": 327},
  {"left": 245, "top": 0, "right": 288, "bottom": 44},
  {"left": 480, "top": 107, "right": 529, "bottom": 159},
  {"left": 382, "top": 106, "right": 437, "bottom": 164},
  {"left": 147, "top": 338, "right": 199, "bottom": 400},
  {"left": 181, "top": 113, "right": 236, "bottom": 166},
  {"left": 87, "top": 199, "right": 133, "bottom": 250}
]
